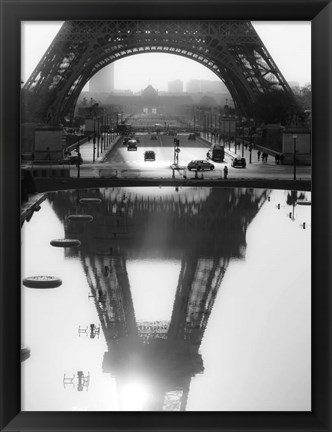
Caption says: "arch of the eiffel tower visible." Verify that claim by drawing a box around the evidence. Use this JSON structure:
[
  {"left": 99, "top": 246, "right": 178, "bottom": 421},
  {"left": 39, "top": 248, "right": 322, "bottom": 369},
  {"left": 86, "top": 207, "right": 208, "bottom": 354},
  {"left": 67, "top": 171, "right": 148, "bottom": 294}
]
[
  {"left": 22, "top": 20, "right": 294, "bottom": 125},
  {"left": 48, "top": 186, "right": 269, "bottom": 410}
]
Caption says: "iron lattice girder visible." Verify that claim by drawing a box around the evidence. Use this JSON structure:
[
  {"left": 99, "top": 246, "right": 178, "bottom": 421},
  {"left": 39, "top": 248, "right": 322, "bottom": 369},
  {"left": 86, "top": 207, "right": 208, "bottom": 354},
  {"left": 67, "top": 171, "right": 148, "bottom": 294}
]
[{"left": 23, "top": 20, "right": 293, "bottom": 123}]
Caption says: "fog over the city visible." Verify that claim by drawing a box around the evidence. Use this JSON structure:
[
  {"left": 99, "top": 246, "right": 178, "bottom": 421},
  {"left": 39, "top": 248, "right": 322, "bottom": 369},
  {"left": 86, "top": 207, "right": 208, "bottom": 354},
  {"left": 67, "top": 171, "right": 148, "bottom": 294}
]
[{"left": 21, "top": 21, "right": 311, "bottom": 92}]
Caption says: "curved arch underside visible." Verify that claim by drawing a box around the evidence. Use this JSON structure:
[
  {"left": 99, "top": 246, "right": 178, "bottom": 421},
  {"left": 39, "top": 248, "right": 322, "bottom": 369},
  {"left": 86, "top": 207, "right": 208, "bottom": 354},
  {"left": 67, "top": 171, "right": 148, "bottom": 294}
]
[{"left": 23, "top": 20, "right": 294, "bottom": 124}]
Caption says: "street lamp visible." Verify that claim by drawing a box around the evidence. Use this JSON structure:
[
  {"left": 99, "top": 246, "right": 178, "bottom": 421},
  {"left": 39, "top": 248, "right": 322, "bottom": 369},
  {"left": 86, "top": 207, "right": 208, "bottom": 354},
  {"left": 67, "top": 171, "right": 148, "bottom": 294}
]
[
  {"left": 76, "top": 135, "right": 81, "bottom": 178},
  {"left": 293, "top": 135, "right": 297, "bottom": 180},
  {"left": 228, "top": 115, "right": 232, "bottom": 150},
  {"left": 222, "top": 113, "right": 226, "bottom": 144},
  {"left": 97, "top": 117, "right": 100, "bottom": 158},
  {"left": 93, "top": 118, "right": 96, "bottom": 163},
  {"left": 249, "top": 133, "right": 255, "bottom": 164}
]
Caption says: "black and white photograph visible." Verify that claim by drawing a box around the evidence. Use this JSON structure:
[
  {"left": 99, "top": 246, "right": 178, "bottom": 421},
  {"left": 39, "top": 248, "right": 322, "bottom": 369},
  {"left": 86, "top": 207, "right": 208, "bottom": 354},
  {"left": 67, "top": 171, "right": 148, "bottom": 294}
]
[
  {"left": 20, "top": 19, "right": 312, "bottom": 412},
  {"left": 1, "top": 1, "right": 331, "bottom": 430}
]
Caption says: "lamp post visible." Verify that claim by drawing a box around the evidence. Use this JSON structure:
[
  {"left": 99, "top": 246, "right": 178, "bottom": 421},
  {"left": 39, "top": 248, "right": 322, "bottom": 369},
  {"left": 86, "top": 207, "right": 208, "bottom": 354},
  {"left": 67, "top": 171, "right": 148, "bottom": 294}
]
[
  {"left": 100, "top": 117, "right": 103, "bottom": 154},
  {"left": 234, "top": 119, "right": 237, "bottom": 154},
  {"left": 214, "top": 112, "right": 217, "bottom": 143},
  {"left": 97, "top": 117, "right": 100, "bottom": 158},
  {"left": 93, "top": 118, "right": 96, "bottom": 163},
  {"left": 249, "top": 133, "right": 253, "bottom": 164},
  {"left": 76, "top": 135, "right": 81, "bottom": 178},
  {"left": 293, "top": 135, "right": 297, "bottom": 180},
  {"left": 193, "top": 107, "right": 196, "bottom": 133},
  {"left": 228, "top": 115, "right": 232, "bottom": 150}
]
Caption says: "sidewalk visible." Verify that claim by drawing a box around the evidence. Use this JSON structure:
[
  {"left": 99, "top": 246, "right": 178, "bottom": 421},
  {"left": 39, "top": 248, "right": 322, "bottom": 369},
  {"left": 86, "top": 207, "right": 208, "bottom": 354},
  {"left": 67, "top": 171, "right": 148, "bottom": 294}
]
[{"left": 74, "top": 134, "right": 121, "bottom": 163}]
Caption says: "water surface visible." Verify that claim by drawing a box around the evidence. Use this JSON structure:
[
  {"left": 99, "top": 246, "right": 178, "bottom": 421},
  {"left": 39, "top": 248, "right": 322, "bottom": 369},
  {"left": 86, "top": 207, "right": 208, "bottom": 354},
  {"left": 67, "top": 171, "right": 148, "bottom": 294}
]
[{"left": 21, "top": 187, "right": 311, "bottom": 411}]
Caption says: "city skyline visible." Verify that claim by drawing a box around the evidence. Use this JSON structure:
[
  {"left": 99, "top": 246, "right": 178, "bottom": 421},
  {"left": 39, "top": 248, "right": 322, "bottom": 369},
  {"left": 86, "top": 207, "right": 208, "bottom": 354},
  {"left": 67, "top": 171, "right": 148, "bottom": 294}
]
[{"left": 21, "top": 21, "right": 311, "bottom": 93}]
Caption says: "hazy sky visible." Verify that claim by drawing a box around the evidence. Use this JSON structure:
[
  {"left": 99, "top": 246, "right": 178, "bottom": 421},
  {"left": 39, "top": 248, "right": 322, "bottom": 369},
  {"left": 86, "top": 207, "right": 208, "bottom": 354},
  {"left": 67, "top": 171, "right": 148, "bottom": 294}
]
[{"left": 21, "top": 21, "right": 311, "bottom": 92}]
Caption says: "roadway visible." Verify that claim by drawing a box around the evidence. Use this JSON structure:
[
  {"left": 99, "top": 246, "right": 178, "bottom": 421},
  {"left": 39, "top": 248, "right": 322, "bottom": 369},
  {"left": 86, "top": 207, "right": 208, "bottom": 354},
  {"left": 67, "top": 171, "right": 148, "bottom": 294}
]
[{"left": 68, "top": 133, "right": 311, "bottom": 181}]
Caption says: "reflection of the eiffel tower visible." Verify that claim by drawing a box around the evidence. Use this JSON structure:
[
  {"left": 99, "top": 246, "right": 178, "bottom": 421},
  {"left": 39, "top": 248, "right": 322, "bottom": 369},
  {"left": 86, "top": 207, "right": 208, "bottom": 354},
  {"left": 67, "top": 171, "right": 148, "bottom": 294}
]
[{"left": 49, "top": 187, "right": 269, "bottom": 410}]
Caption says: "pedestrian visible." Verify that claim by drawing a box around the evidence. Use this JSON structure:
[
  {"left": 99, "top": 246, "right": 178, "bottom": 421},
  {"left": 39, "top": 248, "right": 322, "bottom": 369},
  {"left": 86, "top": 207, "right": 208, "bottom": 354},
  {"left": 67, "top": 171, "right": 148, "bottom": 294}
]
[
  {"left": 257, "top": 150, "right": 261, "bottom": 161},
  {"left": 223, "top": 165, "right": 228, "bottom": 179},
  {"left": 275, "top": 154, "right": 279, "bottom": 165},
  {"left": 280, "top": 153, "right": 284, "bottom": 165},
  {"left": 265, "top": 153, "right": 268, "bottom": 162}
]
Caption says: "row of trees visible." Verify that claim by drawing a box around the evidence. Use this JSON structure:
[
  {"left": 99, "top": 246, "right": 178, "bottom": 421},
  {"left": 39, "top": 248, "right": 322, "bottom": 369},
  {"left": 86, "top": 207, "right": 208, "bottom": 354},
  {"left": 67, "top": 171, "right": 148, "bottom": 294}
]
[
  {"left": 249, "top": 84, "right": 311, "bottom": 126},
  {"left": 195, "top": 84, "right": 311, "bottom": 127}
]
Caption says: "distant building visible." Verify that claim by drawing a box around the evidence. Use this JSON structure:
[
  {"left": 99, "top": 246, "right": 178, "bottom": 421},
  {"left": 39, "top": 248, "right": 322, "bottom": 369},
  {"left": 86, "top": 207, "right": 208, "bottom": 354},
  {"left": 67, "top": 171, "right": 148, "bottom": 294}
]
[
  {"left": 168, "top": 79, "right": 184, "bottom": 93},
  {"left": 186, "top": 79, "right": 228, "bottom": 94},
  {"left": 186, "top": 79, "right": 201, "bottom": 93},
  {"left": 77, "top": 84, "right": 195, "bottom": 117}
]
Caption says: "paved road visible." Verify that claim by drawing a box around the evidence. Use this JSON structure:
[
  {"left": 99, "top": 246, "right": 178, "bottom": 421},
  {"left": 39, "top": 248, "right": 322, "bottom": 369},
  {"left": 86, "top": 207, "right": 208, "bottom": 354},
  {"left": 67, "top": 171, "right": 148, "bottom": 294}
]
[
  {"left": 24, "top": 132, "right": 311, "bottom": 182},
  {"left": 69, "top": 133, "right": 311, "bottom": 181}
]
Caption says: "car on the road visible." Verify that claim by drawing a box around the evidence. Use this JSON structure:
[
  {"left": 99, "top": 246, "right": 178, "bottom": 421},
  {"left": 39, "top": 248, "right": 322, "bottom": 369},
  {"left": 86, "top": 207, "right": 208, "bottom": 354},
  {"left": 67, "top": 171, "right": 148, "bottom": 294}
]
[
  {"left": 58, "top": 155, "right": 83, "bottom": 165},
  {"left": 150, "top": 134, "right": 158, "bottom": 140},
  {"left": 187, "top": 160, "right": 215, "bottom": 171},
  {"left": 127, "top": 139, "right": 138, "bottom": 151},
  {"left": 188, "top": 133, "right": 196, "bottom": 140},
  {"left": 231, "top": 157, "right": 246, "bottom": 168},
  {"left": 144, "top": 150, "right": 156, "bottom": 161}
]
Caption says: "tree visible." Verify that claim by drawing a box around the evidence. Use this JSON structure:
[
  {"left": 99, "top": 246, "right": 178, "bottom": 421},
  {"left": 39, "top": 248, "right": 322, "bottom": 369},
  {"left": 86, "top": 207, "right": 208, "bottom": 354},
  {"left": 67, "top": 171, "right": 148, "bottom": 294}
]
[
  {"left": 293, "top": 84, "right": 312, "bottom": 111},
  {"left": 252, "top": 89, "right": 299, "bottom": 125}
]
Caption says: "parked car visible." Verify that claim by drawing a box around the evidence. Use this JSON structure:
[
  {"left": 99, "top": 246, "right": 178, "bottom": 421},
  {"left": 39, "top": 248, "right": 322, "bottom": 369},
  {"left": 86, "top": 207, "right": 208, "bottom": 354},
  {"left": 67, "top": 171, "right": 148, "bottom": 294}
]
[
  {"left": 59, "top": 155, "right": 83, "bottom": 165},
  {"left": 187, "top": 160, "right": 215, "bottom": 171},
  {"left": 144, "top": 151, "right": 156, "bottom": 161},
  {"left": 150, "top": 134, "right": 158, "bottom": 140},
  {"left": 188, "top": 133, "right": 196, "bottom": 140},
  {"left": 231, "top": 157, "right": 246, "bottom": 168}
]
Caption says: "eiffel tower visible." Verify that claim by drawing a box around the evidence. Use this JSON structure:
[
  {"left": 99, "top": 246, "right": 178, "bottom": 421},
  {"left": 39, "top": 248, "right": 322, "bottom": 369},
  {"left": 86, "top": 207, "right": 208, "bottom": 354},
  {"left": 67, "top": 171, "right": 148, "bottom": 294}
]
[{"left": 22, "top": 20, "right": 294, "bottom": 125}]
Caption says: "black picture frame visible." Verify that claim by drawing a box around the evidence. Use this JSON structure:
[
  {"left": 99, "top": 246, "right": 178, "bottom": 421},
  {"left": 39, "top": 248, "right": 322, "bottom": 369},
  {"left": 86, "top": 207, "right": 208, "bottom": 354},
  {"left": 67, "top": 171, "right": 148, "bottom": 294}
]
[{"left": 1, "top": 0, "right": 331, "bottom": 431}]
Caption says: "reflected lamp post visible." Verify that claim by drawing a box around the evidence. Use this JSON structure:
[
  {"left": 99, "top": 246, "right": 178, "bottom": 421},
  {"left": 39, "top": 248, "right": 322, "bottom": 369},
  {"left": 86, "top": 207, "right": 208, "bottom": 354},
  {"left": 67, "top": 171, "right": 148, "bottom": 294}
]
[{"left": 293, "top": 135, "right": 297, "bottom": 180}]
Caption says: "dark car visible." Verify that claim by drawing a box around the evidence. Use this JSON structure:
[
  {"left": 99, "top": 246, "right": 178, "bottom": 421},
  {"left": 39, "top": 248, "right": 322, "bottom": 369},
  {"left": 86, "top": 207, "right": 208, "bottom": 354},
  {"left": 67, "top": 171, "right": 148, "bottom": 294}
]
[
  {"left": 188, "top": 133, "right": 196, "bottom": 140},
  {"left": 127, "top": 139, "right": 138, "bottom": 151},
  {"left": 187, "top": 160, "right": 215, "bottom": 171},
  {"left": 231, "top": 157, "right": 246, "bottom": 168},
  {"left": 59, "top": 155, "right": 83, "bottom": 165},
  {"left": 150, "top": 134, "right": 158, "bottom": 140},
  {"left": 144, "top": 151, "right": 156, "bottom": 161}
]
